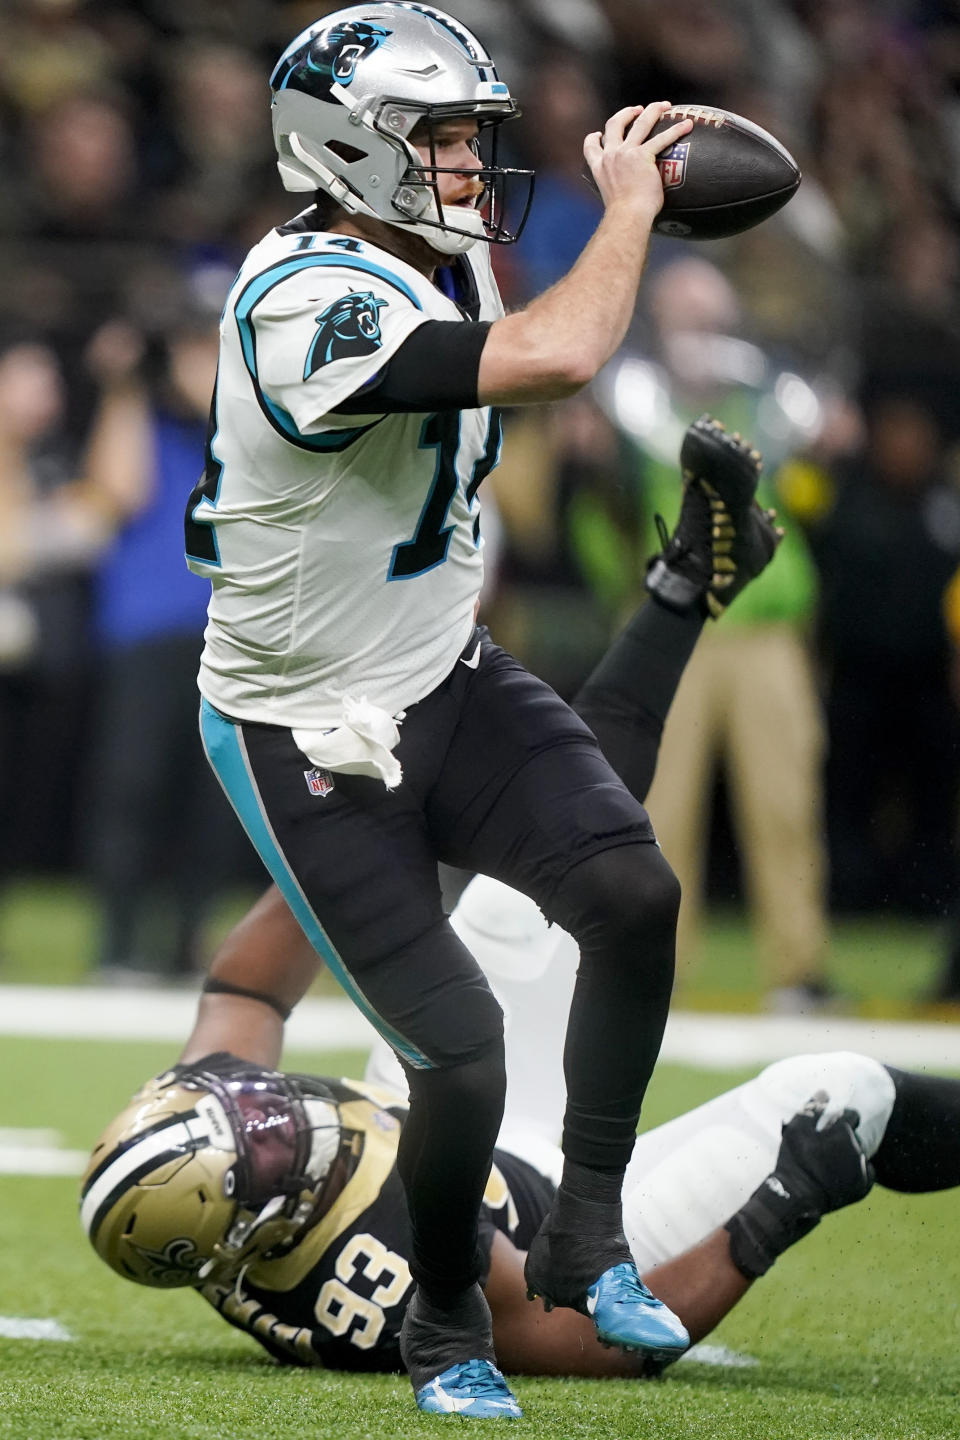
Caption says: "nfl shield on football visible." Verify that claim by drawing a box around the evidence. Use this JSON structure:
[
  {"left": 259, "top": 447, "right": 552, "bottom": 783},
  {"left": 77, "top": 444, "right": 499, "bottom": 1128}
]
[{"left": 650, "top": 105, "right": 801, "bottom": 240}]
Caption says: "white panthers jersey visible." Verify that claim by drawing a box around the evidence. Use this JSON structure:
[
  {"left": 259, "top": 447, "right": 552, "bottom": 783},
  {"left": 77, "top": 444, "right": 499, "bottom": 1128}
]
[{"left": 186, "top": 220, "right": 504, "bottom": 729}]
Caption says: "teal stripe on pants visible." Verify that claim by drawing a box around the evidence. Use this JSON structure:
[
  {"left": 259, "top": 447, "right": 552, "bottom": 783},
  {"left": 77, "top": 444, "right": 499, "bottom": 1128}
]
[{"left": 199, "top": 698, "right": 432, "bottom": 1069}]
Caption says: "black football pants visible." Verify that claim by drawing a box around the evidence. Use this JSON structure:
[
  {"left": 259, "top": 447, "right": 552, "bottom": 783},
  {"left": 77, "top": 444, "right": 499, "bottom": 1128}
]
[{"left": 201, "top": 627, "right": 679, "bottom": 1297}]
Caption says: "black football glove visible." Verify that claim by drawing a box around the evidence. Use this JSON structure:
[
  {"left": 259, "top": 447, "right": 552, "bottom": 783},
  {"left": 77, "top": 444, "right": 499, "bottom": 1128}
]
[{"left": 725, "top": 1091, "right": 875, "bottom": 1279}]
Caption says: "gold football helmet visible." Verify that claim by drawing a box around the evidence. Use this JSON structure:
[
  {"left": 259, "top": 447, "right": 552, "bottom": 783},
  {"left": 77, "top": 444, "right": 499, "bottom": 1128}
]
[{"left": 80, "top": 1054, "right": 353, "bottom": 1288}]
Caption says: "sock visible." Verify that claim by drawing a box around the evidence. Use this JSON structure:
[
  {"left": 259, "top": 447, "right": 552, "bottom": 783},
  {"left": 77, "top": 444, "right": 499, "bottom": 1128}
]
[
  {"left": 400, "top": 1283, "right": 495, "bottom": 1393},
  {"left": 560, "top": 1158, "right": 624, "bottom": 1205}
]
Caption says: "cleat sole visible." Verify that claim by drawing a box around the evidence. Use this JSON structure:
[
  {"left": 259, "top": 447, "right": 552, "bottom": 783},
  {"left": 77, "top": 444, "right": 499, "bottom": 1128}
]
[{"left": 595, "top": 1324, "right": 688, "bottom": 1359}]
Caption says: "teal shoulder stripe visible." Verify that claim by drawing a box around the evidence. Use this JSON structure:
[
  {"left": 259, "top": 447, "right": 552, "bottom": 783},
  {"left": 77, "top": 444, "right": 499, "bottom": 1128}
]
[{"left": 233, "top": 253, "right": 423, "bottom": 451}]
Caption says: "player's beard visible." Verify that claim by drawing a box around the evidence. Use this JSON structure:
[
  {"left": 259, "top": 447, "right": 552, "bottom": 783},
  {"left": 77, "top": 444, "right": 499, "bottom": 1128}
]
[{"left": 327, "top": 210, "right": 461, "bottom": 278}]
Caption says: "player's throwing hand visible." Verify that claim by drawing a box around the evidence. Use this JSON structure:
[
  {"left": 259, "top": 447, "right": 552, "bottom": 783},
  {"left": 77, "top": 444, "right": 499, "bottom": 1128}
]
[{"left": 584, "top": 103, "right": 693, "bottom": 217}]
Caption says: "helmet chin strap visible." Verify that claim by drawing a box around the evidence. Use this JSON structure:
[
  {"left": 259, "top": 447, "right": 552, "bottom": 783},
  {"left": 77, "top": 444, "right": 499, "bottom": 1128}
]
[
  {"left": 283, "top": 130, "right": 483, "bottom": 254},
  {"left": 414, "top": 205, "right": 484, "bottom": 255}
]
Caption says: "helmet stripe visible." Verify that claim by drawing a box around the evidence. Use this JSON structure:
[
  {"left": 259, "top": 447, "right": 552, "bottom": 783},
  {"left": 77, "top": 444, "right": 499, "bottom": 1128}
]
[
  {"left": 81, "top": 1109, "right": 199, "bottom": 1200},
  {"left": 80, "top": 1117, "right": 201, "bottom": 1240}
]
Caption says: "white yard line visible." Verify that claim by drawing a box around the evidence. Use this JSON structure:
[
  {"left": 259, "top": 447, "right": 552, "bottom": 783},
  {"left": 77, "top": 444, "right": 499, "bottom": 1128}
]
[
  {"left": 660, "top": 1010, "right": 960, "bottom": 1071},
  {"left": 0, "top": 1127, "right": 62, "bottom": 1146},
  {"left": 0, "top": 985, "right": 378, "bottom": 1052},
  {"left": 0, "top": 1127, "right": 88, "bottom": 1176},
  {"left": 679, "top": 1343, "right": 758, "bottom": 1369},
  {"left": 0, "top": 1317, "right": 73, "bottom": 1341},
  {"left": 0, "top": 1145, "right": 90, "bottom": 1176},
  {"left": 2, "top": 985, "right": 960, "bottom": 1069}
]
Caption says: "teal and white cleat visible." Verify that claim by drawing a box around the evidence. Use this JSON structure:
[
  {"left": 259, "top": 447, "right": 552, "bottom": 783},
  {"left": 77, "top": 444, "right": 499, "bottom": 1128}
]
[
  {"left": 586, "top": 1262, "right": 690, "bottom": 1360},
  {"left": 415, "top": 1359, "right": 523, "bottom": 1418}
]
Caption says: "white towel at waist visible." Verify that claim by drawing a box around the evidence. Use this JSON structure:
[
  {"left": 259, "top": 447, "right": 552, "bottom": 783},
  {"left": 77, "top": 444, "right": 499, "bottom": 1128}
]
[{"left": 293, "top": 694, "right": 404, "bottom": 789}]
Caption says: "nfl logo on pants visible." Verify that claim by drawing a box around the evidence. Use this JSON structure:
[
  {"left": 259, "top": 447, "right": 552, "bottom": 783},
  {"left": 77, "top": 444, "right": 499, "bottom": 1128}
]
[{"left": 304, "top": 767, "right": 335, "bottom": 798}]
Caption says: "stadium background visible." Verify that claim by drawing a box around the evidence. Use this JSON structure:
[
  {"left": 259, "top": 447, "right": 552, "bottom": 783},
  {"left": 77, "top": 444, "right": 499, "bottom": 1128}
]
[
  {"left": 2, "top": 4, "right": 960, "bottom": 1437},
  {"left": 3, "top": 0, "right": 960, "bottom": 1007}
]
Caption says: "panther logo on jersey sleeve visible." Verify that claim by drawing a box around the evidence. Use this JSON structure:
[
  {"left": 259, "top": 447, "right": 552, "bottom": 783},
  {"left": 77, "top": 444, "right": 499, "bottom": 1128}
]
[{"left": 304, "top": 291, "right": 390, "bottom": 377}]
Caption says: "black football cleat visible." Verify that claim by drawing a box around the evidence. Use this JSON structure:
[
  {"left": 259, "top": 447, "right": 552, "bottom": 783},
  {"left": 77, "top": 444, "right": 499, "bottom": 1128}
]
[{"left": 645, "top": 414, "right": 782, "bottom": 618}]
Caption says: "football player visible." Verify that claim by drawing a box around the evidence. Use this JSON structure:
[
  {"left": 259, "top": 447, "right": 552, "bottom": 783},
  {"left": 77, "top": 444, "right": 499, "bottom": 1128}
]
[
  {"left": 179, "top": 2, "right": 730, "bottom": 1415},
  {"left": 81, "top": 905, "right": 960, "bottom": 1383},
  {"left": 88, "top": 407, "right": 797, "bottom": 1397}
]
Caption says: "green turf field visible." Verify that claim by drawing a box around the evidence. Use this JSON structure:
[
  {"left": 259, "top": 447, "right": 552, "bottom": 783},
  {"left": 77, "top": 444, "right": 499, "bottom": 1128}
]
[
  {"left": 0, "top": 876, "right": 950, "bottom": 1016},
  {"left": 1, "top": 1036, "right": 958, "bottom": 1439}
]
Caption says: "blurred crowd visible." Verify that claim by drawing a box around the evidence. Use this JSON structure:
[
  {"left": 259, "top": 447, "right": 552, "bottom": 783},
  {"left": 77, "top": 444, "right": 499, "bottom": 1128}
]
[{"left": 1, "top": 0, "right": 960, "bottom": 1004}]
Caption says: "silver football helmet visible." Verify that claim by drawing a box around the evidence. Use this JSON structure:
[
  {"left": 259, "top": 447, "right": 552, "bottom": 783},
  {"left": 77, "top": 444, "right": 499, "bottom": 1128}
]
[
  {"left": 80, "top": 1056, "right": 356, "bottom": 1288},
  {"left": 269, "top": 3, "right": 534, "bottom": 254}
]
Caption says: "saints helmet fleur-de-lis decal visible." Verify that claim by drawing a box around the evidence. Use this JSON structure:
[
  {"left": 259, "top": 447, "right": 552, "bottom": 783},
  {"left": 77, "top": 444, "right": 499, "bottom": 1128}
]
[
  {"left": 130, "top": 1236, "right": 205, "bottom": 1287},
  {"left": 304, "top": 290, "right": 389, "bottom": 377}
]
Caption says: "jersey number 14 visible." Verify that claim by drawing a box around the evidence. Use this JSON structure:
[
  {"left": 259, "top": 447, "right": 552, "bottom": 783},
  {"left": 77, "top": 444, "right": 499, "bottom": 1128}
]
[{"left": 388, "top": 409, "right": 502, "bottom": 580}]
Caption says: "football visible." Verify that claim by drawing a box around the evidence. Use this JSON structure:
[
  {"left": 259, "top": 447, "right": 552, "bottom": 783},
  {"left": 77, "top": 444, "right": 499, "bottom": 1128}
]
[{"left": 649, "top": 105, "right": 801, "bottom": 240}]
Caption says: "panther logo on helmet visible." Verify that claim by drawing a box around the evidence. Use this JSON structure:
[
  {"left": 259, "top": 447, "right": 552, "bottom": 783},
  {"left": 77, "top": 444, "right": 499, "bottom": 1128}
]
[
  {"left": 304, "top": 291, "right": 389, "bottom": 376},
  {"left": 326, "top": 21, "right": 390, "bottom": 84},
  {"left": 287, "top": 21, "right": 391, "bottom": 94}
]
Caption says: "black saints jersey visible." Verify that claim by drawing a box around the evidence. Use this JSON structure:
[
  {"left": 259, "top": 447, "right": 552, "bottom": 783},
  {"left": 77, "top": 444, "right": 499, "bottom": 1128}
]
[{"left": 199, "top": 1078, "right": 554, "bottom": 1371}]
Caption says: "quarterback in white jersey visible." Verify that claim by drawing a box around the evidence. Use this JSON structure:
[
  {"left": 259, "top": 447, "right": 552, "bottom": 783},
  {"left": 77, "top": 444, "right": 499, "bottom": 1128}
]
[{"left": 183, "top": 2, "right": 709, "bottom": 1418}]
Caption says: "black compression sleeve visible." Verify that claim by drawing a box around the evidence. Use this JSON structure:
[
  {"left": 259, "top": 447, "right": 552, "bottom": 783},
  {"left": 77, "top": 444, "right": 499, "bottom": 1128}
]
[
  {"left": 873, "top": 1066, "right": 960, "bottom": 1192},
  {"left": 333, "top": 320, "right": 492, "bottom": 414},
  {"left": 573, "top": 602, "right": 704, "bottom": 805}
]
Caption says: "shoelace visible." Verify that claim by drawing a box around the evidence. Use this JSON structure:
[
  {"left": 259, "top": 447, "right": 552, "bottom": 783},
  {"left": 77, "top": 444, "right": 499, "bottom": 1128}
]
[
  {"left": 446, "top": 1359, "right": 509, "bottom": 1397},
  {"left": 606, "top": 1264, "right": 663, "bottom": 1308}
]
